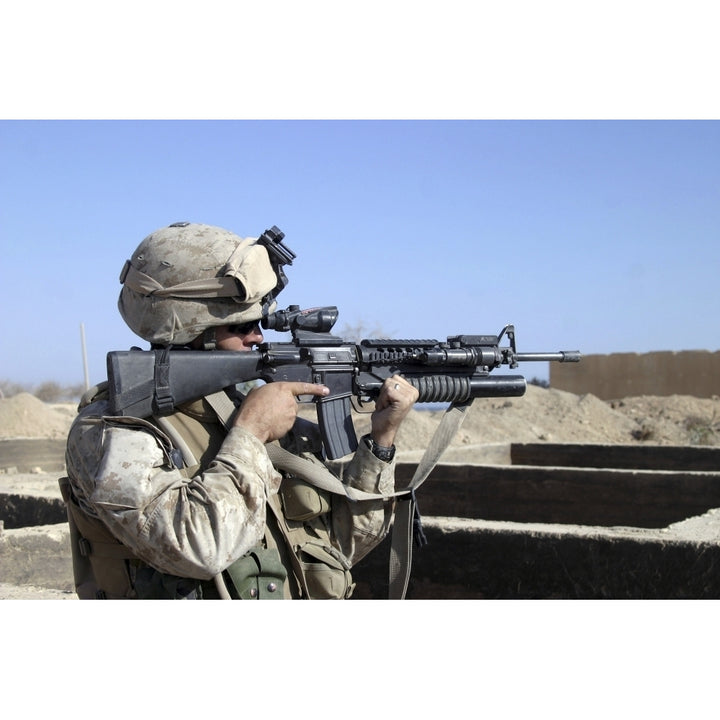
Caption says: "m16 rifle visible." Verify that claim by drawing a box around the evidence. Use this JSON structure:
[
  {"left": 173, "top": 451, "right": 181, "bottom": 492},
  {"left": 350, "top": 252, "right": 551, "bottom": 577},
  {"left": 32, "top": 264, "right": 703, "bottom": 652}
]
[{"left": 107, "top": 305, "right": 581, "bottom": 460}]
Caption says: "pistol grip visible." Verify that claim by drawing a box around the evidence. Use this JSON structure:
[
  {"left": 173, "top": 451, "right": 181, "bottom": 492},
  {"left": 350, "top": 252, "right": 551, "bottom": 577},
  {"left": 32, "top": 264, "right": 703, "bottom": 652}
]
[{"left": 317, "top": 395, "right": 358, "bottom": 460}]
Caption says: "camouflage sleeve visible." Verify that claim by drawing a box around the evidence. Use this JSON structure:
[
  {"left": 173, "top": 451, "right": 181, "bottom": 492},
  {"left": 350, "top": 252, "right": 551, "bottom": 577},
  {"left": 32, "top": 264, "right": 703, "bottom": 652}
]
[
  {"left": 327, "top": 437, "right": 396, "bottom": 566},
  {"left": 65, "top": 402, "right": 282, "bottom": 580}
]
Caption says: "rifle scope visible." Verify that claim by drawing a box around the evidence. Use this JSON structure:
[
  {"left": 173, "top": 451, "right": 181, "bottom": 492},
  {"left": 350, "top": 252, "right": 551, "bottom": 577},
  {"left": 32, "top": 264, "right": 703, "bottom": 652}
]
[{"left": 263, "top": 305, "right": 339, "bottom": 333}]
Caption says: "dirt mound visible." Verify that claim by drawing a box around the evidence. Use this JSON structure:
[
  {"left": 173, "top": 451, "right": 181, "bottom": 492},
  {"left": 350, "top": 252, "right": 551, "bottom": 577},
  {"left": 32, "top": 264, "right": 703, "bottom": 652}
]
[
  {"left": 2, "top": 386, "right": 719, "bottom": 449},
  {"left": 0, "top": 394, "right": 77, "bottom": 440},
  {"left": 444, "top": 385, "right": 720, "bottom": 447},
  {"left": 394, "top": 386, "right": 642, "bottom": 447},
  {"left": 457, "top": 386, "right": 720, "bottom": 447}
]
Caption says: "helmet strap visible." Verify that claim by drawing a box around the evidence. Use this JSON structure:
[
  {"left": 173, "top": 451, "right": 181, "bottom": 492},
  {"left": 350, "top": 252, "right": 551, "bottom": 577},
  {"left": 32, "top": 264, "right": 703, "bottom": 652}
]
[{"left": 202, "top": 327, "right": 217, "bottom": 351}]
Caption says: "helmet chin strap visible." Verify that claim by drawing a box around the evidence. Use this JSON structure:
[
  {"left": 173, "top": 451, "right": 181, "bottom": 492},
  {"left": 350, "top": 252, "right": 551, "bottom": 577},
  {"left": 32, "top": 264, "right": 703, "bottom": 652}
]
[{"left": 201, "top": 327, "right": 217, "bottom": 351}]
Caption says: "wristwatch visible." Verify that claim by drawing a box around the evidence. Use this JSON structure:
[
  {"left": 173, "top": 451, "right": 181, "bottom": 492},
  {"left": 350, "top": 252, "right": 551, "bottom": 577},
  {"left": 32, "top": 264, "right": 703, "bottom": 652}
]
[{"left": 365, "top": 435, "right": 396, "bottom": 462}]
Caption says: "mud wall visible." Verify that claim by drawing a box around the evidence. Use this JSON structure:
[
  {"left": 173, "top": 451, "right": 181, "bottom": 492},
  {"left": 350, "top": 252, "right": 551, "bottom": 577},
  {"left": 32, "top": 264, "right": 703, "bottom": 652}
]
[
  {"left": 551, "top": 350, "right": 720, "bottom": 399},
  {"left": 5, "top": 442, "right": 720, "bottom": 599}
]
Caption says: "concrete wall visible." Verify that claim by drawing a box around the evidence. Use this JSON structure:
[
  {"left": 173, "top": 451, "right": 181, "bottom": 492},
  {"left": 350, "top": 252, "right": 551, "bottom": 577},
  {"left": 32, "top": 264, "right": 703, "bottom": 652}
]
[{"left": 550, "top": 350, "right": 720, "bottom": 399}]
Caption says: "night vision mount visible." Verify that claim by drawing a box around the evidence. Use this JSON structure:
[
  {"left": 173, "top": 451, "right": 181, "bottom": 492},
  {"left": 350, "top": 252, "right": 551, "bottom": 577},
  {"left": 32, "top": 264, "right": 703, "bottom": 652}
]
[{"left": 256, "top": 226, "right": 297, "bottom": 311}]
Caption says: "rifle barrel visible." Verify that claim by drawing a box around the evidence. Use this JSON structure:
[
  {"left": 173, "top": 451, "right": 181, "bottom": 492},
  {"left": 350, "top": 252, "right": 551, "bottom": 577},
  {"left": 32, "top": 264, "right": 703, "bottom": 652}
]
[{"left": 515, "top": 351, "right": 582, "bottom": 363}]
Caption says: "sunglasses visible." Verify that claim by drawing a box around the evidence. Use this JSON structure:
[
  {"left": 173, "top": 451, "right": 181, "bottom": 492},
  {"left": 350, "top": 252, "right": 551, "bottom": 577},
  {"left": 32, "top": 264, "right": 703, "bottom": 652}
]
[{"left": 226, "top": 320, "right": 261, "bottom": 335}]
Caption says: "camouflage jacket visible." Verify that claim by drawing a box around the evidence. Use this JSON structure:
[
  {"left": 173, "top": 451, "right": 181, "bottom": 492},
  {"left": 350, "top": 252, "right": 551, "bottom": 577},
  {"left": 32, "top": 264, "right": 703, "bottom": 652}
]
[{"left": 64, "top": 396, "right": 396, "bottom": 585}]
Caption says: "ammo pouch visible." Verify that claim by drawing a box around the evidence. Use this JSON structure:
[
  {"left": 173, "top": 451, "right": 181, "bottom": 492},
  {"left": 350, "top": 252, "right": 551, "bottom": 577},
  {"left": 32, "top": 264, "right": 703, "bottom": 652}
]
[
  {"left": 223, "top": 547, "right": 287, "bottom": 599},
  {"left": 279, "top": 476, "right": 330, "bottom": 522},
  {"left": 271, "top": 478, "right": 355, "bottom": 599},
  {"left": 296, "top": 541, "right": 354, "bottom": 600}
]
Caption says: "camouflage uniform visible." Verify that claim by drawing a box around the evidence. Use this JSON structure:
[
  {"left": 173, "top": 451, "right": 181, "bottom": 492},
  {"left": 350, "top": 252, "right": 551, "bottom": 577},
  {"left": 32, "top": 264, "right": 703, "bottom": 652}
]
[{"left": 64, "top": 393, "right": 395, "bottom": 599}]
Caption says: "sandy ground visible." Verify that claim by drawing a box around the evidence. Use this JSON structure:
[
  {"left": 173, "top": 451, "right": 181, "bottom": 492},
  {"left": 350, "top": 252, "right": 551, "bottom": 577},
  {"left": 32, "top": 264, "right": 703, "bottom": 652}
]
[{"left": 0, "top": 582, "right": 76, "bottom": 599}]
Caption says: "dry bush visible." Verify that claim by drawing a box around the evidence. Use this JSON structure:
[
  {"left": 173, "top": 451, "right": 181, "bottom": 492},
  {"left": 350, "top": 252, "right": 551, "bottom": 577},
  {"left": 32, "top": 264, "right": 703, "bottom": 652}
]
[{"left": 0, "top": 379, "right": 85, "bottom": 403}]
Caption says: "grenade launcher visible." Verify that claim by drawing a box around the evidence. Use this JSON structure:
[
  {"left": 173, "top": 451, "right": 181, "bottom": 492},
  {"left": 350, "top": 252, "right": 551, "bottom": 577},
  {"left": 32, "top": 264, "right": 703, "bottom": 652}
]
[{"left": 106, "top": 305, "right": 581, "bottom": 460}]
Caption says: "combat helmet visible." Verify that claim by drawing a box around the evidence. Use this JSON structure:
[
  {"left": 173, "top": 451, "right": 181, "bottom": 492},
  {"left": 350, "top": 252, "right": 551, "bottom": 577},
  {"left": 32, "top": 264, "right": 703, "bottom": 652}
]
[{"left": 118, "top": 222, "right": 294, "bottom": 347}]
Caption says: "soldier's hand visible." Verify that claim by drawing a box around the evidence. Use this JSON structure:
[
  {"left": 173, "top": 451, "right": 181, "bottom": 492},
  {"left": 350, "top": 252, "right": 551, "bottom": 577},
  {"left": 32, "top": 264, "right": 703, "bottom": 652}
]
[
  {"left": 234, "top": 382, "right": 329, "bottom": 443},
  {"left": 370, "top": 375, "right": 419, "bottom": 448}
]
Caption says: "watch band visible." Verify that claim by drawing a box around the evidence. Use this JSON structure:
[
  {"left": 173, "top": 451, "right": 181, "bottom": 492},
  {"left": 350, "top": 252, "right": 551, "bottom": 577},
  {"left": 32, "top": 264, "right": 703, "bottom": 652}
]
[{"left": 365, "top": 435, "right": 396, "bottom": 462}]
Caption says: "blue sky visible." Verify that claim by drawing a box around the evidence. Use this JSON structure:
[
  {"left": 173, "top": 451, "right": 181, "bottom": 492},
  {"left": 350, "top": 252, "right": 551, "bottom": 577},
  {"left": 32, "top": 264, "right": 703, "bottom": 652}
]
[
  {"left": 1, "top": 3, "right": 719, "bottom": 390},
  {"left": 1, "top": 119, "right": 719, "bottom": 386}
]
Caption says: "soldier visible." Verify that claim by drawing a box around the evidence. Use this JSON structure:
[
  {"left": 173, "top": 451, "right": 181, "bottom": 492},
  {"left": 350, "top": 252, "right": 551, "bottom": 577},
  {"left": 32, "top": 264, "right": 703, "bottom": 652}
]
[{"left": 62, "top": 222, "right": 418, "bottom": 599}]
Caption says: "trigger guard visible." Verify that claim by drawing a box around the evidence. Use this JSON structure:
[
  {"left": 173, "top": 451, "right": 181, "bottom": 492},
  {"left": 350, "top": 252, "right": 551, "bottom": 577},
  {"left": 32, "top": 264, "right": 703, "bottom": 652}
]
[{"left": 350, "top": 396, "right": 374, "bottom": 414}]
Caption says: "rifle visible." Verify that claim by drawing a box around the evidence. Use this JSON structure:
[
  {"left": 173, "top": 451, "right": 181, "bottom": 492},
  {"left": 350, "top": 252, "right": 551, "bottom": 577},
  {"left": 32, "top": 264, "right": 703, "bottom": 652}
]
[{"left": 107, "top": 305, "right": 581, "bottom": 460}]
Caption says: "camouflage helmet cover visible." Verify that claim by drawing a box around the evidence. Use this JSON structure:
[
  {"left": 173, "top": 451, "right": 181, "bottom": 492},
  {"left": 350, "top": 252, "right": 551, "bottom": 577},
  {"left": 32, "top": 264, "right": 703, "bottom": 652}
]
[{"left": 118, "top": 222, "right": 281, "bottom": 345}]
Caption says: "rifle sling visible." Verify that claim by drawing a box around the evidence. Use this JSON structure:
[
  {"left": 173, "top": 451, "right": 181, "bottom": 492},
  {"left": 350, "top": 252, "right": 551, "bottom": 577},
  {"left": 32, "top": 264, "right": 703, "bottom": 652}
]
[
  {"left": 202, "top": 390, "right": 470, "bottom": 600},
  {"left": 388, "top": 399, "right": 473, "bottom": 599}
]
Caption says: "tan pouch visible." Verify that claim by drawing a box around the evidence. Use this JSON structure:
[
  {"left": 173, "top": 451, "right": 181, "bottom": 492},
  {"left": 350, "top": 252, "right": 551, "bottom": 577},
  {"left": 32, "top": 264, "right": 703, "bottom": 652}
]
[
  {"left": 59, "top": 477, "right": 138, "bottom": 599},
  {"left": 280, "top": 476, "right": 330, "bottom": 521},
  {"left": 297, "top": 541, "right": 355, "bottom": 599}
]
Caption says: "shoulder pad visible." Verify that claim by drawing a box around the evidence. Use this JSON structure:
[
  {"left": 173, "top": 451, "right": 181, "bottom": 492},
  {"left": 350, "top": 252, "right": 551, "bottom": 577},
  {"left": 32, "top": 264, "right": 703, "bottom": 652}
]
[{"left": 79, "top": 381, "right": 109, "bottom": 410}]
